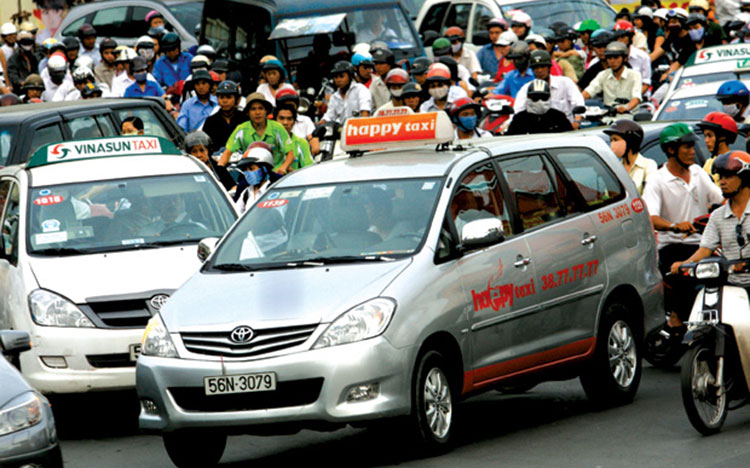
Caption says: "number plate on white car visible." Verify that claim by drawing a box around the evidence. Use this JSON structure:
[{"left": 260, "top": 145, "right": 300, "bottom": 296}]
[
  {"left": 129, "top": 344, "right": 141, "bottom": 362},
  {"left": 204, "top": 372, "right": 276, "bottom": 396}
]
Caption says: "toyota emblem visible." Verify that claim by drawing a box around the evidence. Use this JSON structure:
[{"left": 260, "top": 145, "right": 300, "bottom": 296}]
[
  {"left": 149, "top": 294, "right": 169, "bottom": 311},
  {"left": 230, "top": 326, "right": 254, "bottom": 343}
]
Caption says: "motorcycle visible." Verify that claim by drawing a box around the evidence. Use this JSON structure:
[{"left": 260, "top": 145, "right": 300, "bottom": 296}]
[
  {"left": 312, "top": 121, "right": 342, "bottom": 162},
  {"left": 680, "top": 256, "right": 750, "bottom": 435},
  {"left": 480, "top": 94, "right": 514, "bottom": 135}
]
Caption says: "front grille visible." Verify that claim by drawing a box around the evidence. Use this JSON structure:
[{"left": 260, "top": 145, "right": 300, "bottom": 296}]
[
  {"left": 79, "top": 299, "right": 154, "bottom": 328},
  {"left": 169, "top": 378, "right": 324, "bottom": 412},
  {"left": 86, "top": 353, "right": 135, "bottom": 368},
  {"left": 180, "top": 324, "right": 318, "bottom": 358}
]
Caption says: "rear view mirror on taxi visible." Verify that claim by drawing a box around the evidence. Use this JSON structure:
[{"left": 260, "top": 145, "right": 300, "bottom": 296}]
[
  {"left": 197, "top": 237, "right": 219, "bottom": 262},
  {"left": 459, "top": 218, "right": 505, "bottom": 252}
]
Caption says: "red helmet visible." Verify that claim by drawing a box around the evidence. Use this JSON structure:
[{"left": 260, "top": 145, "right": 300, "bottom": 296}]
[
  {"left": 449, "top": 97, "right": 481, "bottom": 118},
  {"left": 614, "top": 20, "right": 634, "bottom": 35},
  {"left": 712, "top": 151, "right": 750, "bottom": 177},
  {"left": 426, "top": 63, "right": 451, "bottom": 82},
  {"left": 384, "top": 68, "right": 409, "bottom": 85},
  {"left": 445, "top": 26, "right": 465, "bottom": 39},
  {"left": 697, "top": 111, "right": 738, "bottom": 144},
  {"left": 237, "top": 141, "right": 274, "bottom": 170},
  {"left": 275, "top": 87, "right": 299, "bottom": 106}
]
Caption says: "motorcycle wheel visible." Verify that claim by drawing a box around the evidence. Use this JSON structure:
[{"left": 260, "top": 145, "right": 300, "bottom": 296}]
[
  {"left": 644, "top": 324, "right": 685, "bottom": 369},
  {"left": 681, "top": 344, "right": 728, "bottom": 435}
]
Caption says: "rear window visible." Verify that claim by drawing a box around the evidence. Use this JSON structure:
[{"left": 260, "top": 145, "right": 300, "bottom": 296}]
[
  {"left": 0, "top": 126, "right": 17, "bottom": 167},
  {"left": 167, "top": 1, "right": 204, "bottom": 37},
  {"left": 115, "top": 108, "right": 171, "bottom": 139}
]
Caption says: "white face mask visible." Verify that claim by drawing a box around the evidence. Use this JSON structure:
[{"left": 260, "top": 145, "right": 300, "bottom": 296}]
[
  {"left": 610, "top": 138, "right": 627, "bottom": 158},
  {"left": 390, "top": 88, "right": 403, "bottom": 98},
  {"left": 429, "top": 86, "right": 449, "bottom": 100},
  {"left": 723, "top": 103, "right": 741, "bottom": 118},
  {"left": 527, "top": 99, "right": 551, "bottom": 115},
  {"left": 451, "top": 43, "right": 462, "bottom": 53},
  {"left": 20, "top": 44, "right": 33, "bottom": 52},
  {"left": 138, "top": 49, "right": 155, "bottom": 61}
]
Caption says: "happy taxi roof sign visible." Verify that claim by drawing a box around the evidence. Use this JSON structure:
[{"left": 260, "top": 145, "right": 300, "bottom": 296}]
[
  {"left": 340, "top": 109, "right": 454, "bottom": 152},
  {"left": 27, "top": 136, "right": 181, "bottom": 169}
]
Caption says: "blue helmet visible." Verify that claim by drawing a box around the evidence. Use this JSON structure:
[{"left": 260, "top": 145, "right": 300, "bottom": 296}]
[
  {"left": 351, "top": 52, "right": 373, "bottom": 67},
  {"left": 717, "top": 80, "right": 750, "bottom": 100}
]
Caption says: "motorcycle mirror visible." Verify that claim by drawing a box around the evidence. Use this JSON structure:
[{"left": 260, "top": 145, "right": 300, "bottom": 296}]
[
  {"left": 312, "top": 126, "right": 327, "bottom": 139},
  {"left": 306, "top": 87, "right": 315, "bottom": 96},
  {"left": 572, "top": 106, "right": 587, "bottom": 115},
  {"left": 500, "top": 105, "right": 514, "bottom": 116}
]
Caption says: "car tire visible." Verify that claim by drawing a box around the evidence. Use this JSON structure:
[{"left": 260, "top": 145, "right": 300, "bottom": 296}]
[
  {"left": 580, "top": 302, "right": 642, "bottom": 407},
  {"left": 163, "top": 430, "right": 227, "bottom": 468},
  {"left": 410, "top": 349, "right": 455, "bottom": 452}
]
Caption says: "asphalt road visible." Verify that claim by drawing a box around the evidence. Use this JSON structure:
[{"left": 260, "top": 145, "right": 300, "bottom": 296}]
[{"left": 56, "top": 363, "right": 750, "bottom": 468}]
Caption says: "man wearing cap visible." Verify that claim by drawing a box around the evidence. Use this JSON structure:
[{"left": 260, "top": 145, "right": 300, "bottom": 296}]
[
  {"left": 177, "top": 69, "right": 217, "bottom": 132},
  {"left": 376, "top": 68, "right": 410, "bottom": 113},
  {"left": 494, "top": 41, "right": 534, "bottom": 98},
  {"left": 320, "top": 61, "right": 372, "bottom": 124},
  {"left": 152, "top": 32, "right": 193, "bottom": 89},
  {"left": 651, "top": 8, "right": 696, "bottom": 77},
  {"left": 492, "top": 31, "right": 519, "bottom": 82},
  {"left": 575, "top": 19, "right": 600, "bottom": 67},
  {"left": 1, "top": 23, "right": 16, "bottom": 62},
  {"left": 220, "top": 93, "right": 295, "bottom": 175},
  {"left": 370, "top": 48, "right": 394, "bottom": 111},
  {"left": 124, "top": 56, "right": 165, "bottom": 98},
  {"left": 7, "top": 30, "right": 39, "bottom": 93},
  {"left": 77, "top": 24, "right": 100, "bottom": 66},
  {"left": 202, "top": 80, "right": 247, "bottom": 155},
  {"left": 477, "top": 18, "right": 508, "bottom": 77},
  {"left": 94, "top": 38, "right": 118, "bottom": 88}
]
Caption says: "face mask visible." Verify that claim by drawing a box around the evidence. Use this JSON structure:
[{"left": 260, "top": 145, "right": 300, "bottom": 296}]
[
  {"left": 610, "top": 139, "right": 627, "bottom": 158},
  {"left": 134, "top": 72, "right": 148, "bottom": 83},
  {"left": 243, "top": 168, "right": 264, "bottom": 186},
  {"left": 20, "top": 43, "right": 33, "bottom": 52},
  {"left": 688, "top": 26, "right": 704, "bottom": 42},
  {"left": 527, "top": 99, "right": 551, "bottom": 115},
  {"left": 50, "top": 72, "right": 66, "bottom": 84},
  {"left": 390, "top": 88, "right": 403, "bottom": 98},
  {"left": 429, "top": 86, "right": 449, "bottom": 100},
  {"left": 138, "top": 49, "right": 155, "bottom": 61},
  {"left": 457, "top": 115, "right": 477, "bottom": 131},
  {"left": 668, "top": 25, "right": 682, "bottom": 34},
  {"left": 451, "top": 43, "right": 462, "bottom": 53},
  {"left": 723, "top": 103, "right": 741, "bottom": 118}
]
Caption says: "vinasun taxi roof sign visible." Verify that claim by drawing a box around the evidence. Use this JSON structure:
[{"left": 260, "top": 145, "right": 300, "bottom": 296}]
[
  {"left": 687, "top": 44, "right": 750, "bottom": 66},
  {"left": 340, "top": 110, "right": 454, "bottom": 152},
  {"left": 27, "top": 136, "right": 181, "bottom": 169}
]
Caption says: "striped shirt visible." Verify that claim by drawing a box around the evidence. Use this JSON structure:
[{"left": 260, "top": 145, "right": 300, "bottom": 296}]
[{"left": 700, "top": 201, "right": 750, "bottom": 286}]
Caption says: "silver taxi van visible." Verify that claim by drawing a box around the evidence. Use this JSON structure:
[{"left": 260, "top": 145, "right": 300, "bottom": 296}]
[
  {"left": 136, "top": 112, "right": 663, "bottom": 466},
  {"left": 0, "top": 136, "right": 238, "bottom": 394}
]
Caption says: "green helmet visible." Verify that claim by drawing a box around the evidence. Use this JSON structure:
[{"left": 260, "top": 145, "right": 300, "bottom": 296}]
[
  {"left": 659, "top": 123, "right": 696, "bottom": 153},
  {"left": 432, "top": 37, "right": 451, "bottom": 56},
  {"left": 576, "top": 19, "right": 601, "bottom": 33}
]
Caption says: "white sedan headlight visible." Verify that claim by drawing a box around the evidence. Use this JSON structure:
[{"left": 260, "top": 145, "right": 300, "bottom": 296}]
[
  {"left": 28, "top": 289, "right": 94, "bottom": 328},
  {"left": 695, "top": 262, "right": 721, "bottom": 279},
  {"left": 313, "top": 298, "right": 396, "bottom": 349},
  {"left": 0, "top": 392, "right": 43, "bottom": 437},
  {"left": 141, "top": 314, "right": 178, "bottom": 358}
]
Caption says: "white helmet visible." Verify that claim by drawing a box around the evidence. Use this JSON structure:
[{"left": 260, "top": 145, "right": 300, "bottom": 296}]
[
  {"left": 48, "top": 54, "right": 68, "bottom": 73},
  {"left": 511, "top": 11, "right": 532, "bottom": 28},
  {"left": 196, "top": 44, "right": 216, "bottom": 58},
  {"left": 654, "top": 8, "right": 669, "bottom": 21},
  {"left": 116, "top": 47, "right": 138, "bottom": 63},
  {"left": 72, "top": 66, "right": 95, "bottom": 83},
  {"left": 135, "top": 35, "right": 154, "bottom": 49},
  {"left": 351, "top": 42, "right": 371, "bottom": 55},
  {"left": 74, "top": 55, "right": 94, "bottom": 71},
  {"left": 237, "top": 142, "right": 274, "bottom": 170},
  {"left": 0, "top": 23, "right": 16, "bottom": 36}
]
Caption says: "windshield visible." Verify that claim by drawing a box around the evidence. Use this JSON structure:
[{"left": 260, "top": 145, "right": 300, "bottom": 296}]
[
  {"left": 168, "top": 1, "right": 204, "bottom": 37},
  {"left": 656, "top": 95, "right": 724, "bottom": 121},
  {"left": 675, "top": 72, "right": 740, "bottom": 90},
  {"left": 210, "top": 178, "right": 441, "bottom": 270},
  {"left": 0, "top": 125, "right": 15, "bottom": 167},
  {"left": 28, "top": 174, "right": 236, "bottom": 256},
  {"left": 501, "top": 0, "right": 615, "bottom": 31}
]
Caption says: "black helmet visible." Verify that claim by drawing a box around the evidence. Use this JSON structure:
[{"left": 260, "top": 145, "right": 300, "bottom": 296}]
[
  {"left": 77, "top": 24, "right": 97, "bottom": 39},
  {"left": 507, "top": 40, "right": 530, "bottom": 59},
  {"left": 185, "top": 131, "right": 212, "bottom": 152},
  {"left": 527, "top": 79, "right": 550, "bottom": 100},
  {"left": 411, "top": 56, "right": 431, "bottom": 76},
  {"left": 330, "top": 60, "right": 355, "bottom": 77},
  {"left": 216, "top": 80, "right": 240, "bottom": 97},
  {"left": 372, "top": 48, "right": 395, "bottom": 66},
  {"left": 401, "top": 82, "right": 422, "bottom": 98},
  {"left": 590, "top": 30, "right": 615, "bottom": 48},
  {"left": 212, "top": 59, "right": 229, "bottom": 73},
  {"left": 131, "top": 56, "right": 149, "bottom": 72},
  {"left": 100, "top": 38, "right": 118, "bottom": 51},
  {"left": 604, "top": 119, "right": 645, "bottom": 153},
  {"left": 63, "top": 37, "right": 80, "bottom": 51},
  {"left": 160, "top": 32, "right": 180, "bottom": 51},
  {"left": 529, "top": 50, "right": 552, "bottom": 68},
  {"left": 192, "top": 69, "right": 213, "bottom": 83},
  {"left": 685, "top": 12, "right": 707, "bottom": 26}
]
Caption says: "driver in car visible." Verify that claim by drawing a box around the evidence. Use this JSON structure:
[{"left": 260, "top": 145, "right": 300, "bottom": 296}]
[
  {"left": 140, "top": 195, "right": 206, "bottom": 236},
  {"left": 358, "top": 10, "right": 398, "bottom": 44}
]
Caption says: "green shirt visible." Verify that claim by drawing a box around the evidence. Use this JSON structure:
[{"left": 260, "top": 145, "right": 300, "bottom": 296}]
[
  {"left": 290, "top": 134, "right": 313, "bottom": 170},
  {"left": 225, "top": 119, "right": 293, "bottom": 169}
]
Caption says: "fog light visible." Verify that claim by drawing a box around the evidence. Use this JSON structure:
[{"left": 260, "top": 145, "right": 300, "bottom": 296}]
[
  {"left": 141, "top": 399, "right": 159, "bottom": 415},
  {"left": 40, "top": 356, "right": 67, "bottom": 368},
  {"left": 346, "top": 383, "right": 380, "bottom": 402}
]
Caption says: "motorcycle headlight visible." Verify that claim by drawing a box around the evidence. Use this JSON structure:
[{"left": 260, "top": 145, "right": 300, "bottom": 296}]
[
  {"left": 28, "top": 289, "right": 94, "bottom": 328},
  {"left": 313, "top": 298, "right": 396, "bottom": 349},
  {"left": 0, "top": 391, "right": 43, "bottom": 437},
  {"left": 695, "top": 262, "right": 721, "bottom": 279},
  {"left": 141, "top": 314, "right": 178, "bottom": 358}
]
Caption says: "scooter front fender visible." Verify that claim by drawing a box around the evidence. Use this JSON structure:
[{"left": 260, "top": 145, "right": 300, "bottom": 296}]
[{"left": 683, "top": 324, "right": 716, "bottom": 348}]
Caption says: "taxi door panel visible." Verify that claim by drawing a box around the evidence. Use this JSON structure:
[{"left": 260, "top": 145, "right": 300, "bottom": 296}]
[{"left": 0, "top": 180, "right": 22, "bottom": 330}]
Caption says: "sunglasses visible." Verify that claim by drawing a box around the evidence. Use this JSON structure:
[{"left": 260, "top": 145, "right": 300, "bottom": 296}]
[
  {"left": 737, "top": 223, "right": 746, "bottom": 248},
  {"left": 528, "top": 94, "right": 549, "bottom": 102}
]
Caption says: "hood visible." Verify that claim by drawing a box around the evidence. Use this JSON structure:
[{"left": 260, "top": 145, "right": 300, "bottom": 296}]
[
  {"left": 0, "top": 359, "right": 33, "bottom": 408},
  {"left": 30, "top": 247, "right": 201, "bottom": 303},
  {"left": 161, "top": 259, "right": 412, "bottom": 332}
]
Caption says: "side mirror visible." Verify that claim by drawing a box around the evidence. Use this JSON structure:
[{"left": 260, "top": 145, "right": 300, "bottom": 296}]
[
  {"left": 197, "top": 237, "right": 219, "bottom": 262},
  {"left": 633, "top": 110, "right": 652, "bottom": 122},
  {"left": 312, "top": 125, "right": 327, "bottom": 139},
  {"left": 0, "top": 330, "right": 31, "bottom": 355},
  {"left": 572, "top": 105, "right": 587, "bottom": 115},
  {"left": 459, "top": 218, "right": 505, "bottom": 251}
]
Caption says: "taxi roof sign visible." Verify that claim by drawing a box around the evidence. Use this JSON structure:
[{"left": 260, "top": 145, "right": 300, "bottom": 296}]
[
  {"left": 340, "top": 111, "right": 454, "bottom": 152},
  {"left": 687, "top": 44, "right": 750, "bottom": 66},
  {"left": 27, "top": 136, "right": 181, "bottom": 169}
]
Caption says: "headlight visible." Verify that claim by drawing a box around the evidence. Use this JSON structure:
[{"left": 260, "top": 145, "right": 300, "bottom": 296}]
[
  {"left": 141, "top": 314, "right": 178, "bottom": 358},
  {"left": 695, "top": 262, "right": 721, "bottom": 279},
  {"left": 313, "top": 298, "right": 396, "bottom": 349},
  {"left": 28, "top": 289, "right": 94, "bottom": 328},
  {"left": 0, "top": 392, "right": 43, "bottom": 437}
]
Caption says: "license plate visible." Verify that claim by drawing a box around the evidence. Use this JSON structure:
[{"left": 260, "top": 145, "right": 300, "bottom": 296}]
[
  {"left": 204, "top": 372, "right": 276, "bottom": 396},
  {"left": 129, "top": 344, "right": 141, "bottom": 362}
]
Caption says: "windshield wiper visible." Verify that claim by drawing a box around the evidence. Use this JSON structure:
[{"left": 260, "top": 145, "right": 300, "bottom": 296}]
[
  {"left": 137, "top": 239, "right": 200, "bottom": 247},
  {"left": 299, "top": 255, "right": 398, "bottom": 265},
  {"left": 32, "top": 247, "right": 89, "bottom": 256},
  {"left": 211, "top": 263, "right": 255, "bottom": 272}
]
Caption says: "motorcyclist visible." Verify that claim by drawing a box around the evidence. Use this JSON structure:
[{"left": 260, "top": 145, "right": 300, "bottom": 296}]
[
  {"left": 551, "top": 25, "right": 585, "bottom": 80},
  {"left": 493, "top": 40, "right": 534, "bottom": 98},
  {"left": 377, "top": 68, "right": 410, "bottom": 113},
  {"left": 234, "top": 142, "right": 279, "bottom": 213},
  {"left": 420, "top": 63, "right": 455, "bottom": 112},
  {"left": 510, "top": 11, "right": 532, "bottom": 41},
  {"left": 134, "top": 36, "right": 156, "bottom": 72},
  {"left": 255, "top": 59, "right": 294, "bottom": 107},
  {"left": 19, "top": 73, "right": 44, "bottom": 103},
  {"left": 77, "top": 24, "right": 100, "bottom": 66},
  {"left": 574, "top": 19, "right": 600, "bottom": 67},
  {"left": 152, "top": 32, "right": 193, "bottom": 89},
  {"left": 201, "top": 80, "right": 248, "bottom": 155},
  {"left": 642, "top": 123, "right": 723, "bottom": 326},
  {"left": 578, "top": 29, "right": 614, "bottom": 91},
  {"left": 275, "top": 87, "right": 317, "bottom": 153},
  {"left": 445, "top": 26, "right": 481, "bottom": 81},
  {"left": 450, "top": 97, "right": 491, "bottom": 140},
  {"left": 184, "top": 131, "right": 235, "bottom": 191},
  {"left": 352, "top": 52, "right": 375, "bottom": 88},
  {"left": 41, "top": 53, "right": 70, "bottom": 102},
  {"left": 94, "top": 38, "right": 118, "bottom": 88},
  {"left": 275, "top": 105, "right": 314, "bottom": 171},
  {"left": 603, "top": 119, "right": 657, "bottom": 195},
  {"left": 401, "top": 82, "right": 423, "bottom": 113},
  {"left": 6, "top": 30, "right": 39, "bottom": 92},
  {"left": 370, "top": 47, "right": 395, "bottom": 111},
  {"left": 716, "top": 80, "right": 750, "bottom": 123},
  {"left": 477, "top": 17, "right": 510, "bottom": 77},
  {"left": 698, "top": 112, "right": 738, "bottom": 183},
  {"left": 671, "top": 151, "right": 750, "bottom": 293},
  {"left": 613, "top": 20, "right": 651, "bottom": 96},
  {"left": 410, "top": 56, "right": 431, "bottom": 90},
  {"left": 687, "top": 0, "right": 727, "bottom": 46},
  {"left": 123, "top": 56, "right": 165, "bottom": 98},
  {"left": 650, "top": 8, "right": 695, "bottom": 79},
  {"left": 432, "top": 38, "right": 474, "bottom": 92},
  {"left": 319, "top": 61, "right": 372, "bottom": 125},
  {"left": 581, "top": 41, "right": 642, "bottom": 114},
  {"left": 505, "top": 79, "right": 573, "bottom": 135},
  {"left": 177, "top": 69, "right": 217, "bottom": 132}
]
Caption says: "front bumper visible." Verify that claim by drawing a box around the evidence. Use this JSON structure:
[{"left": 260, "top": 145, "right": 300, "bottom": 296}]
[
  {"left": 21, "top": 326, "right": 144, "bottom": 393},
  {"left": 137, "top": 337, "right": 414, "bottom": 433},
  {"left": 0, "top": 399, "right": 59, "bottom": 465}
]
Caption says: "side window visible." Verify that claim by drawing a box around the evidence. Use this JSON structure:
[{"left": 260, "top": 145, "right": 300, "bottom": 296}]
[
  {"left": 2, "top": 183, "right": 19, "bottom": 265},
  {"left": 131, "top": 7, "right": 152, "bottom": 37},
  {"left": 62, "top": 16, "right": 88, "bottom": 37},
  {"left": 27, "top": 123, "right": 64, "bottom": 160},
  {"left": 552, "top": 149, "right": 625, "bottom": 209},
  {"left": 471, "top": 4, "right": 494, "bottom": 38},
  {"left": 444, "top": 3, "right": 472, "bottom": 32},
  {"left": 67, "top": 116, "right": 104, "bottom": 140},
  {"left": 545, "top": 157, "right": 582, "bottom": 216},
  {"left": 449, "top": 163, "right": 512, "bottom": 239},
  {"left": 420, "top": 2, "right": 450, "bottom": 34},
  {"left": 498, "top": 155, "right": 564, "bottom": 231},
  {"left": 641, "top": 142, "right": 667, "bottom": 168},
  {"left": 95, "top": 115, "right": 118, "bottom": 137},
  {"left": 91, "top": 6, "right": 129, "bottom": 38},
  {"left": 115, "top": 108, "right": 170, "bottom": 138}
]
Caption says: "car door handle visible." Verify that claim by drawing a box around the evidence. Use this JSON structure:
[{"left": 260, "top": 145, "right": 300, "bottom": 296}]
[
  {"left": 514, "top": 257, "right": 531, "bottom": 268},
  {"left": 581, "top": 235, "right": 598, "bottom": 246}
]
